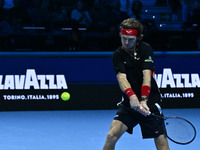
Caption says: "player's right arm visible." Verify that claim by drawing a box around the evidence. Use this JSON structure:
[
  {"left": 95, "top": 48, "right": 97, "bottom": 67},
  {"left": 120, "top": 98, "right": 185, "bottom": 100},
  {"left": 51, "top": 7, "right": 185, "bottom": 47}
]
[{"left": 116, "top": 72, "right": 140, "bottom": 109}]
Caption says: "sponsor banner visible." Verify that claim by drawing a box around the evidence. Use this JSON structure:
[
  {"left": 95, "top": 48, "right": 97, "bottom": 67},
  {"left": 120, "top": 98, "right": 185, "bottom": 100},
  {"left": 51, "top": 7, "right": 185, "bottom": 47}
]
[
  {"left": 0, "top": 57, "right": 120, "bottom": 110},
  {"left": 0, "top": 52, "right": 200, "bottom": 110},
  {"left": 154, "top": 57, "right": 200, "bottom": 108}
]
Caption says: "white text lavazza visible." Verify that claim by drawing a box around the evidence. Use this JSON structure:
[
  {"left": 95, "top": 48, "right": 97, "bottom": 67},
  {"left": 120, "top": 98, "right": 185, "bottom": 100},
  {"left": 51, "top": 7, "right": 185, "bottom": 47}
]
[
  {"left": 155, "top": 68, "right": 200, "bottom": 99},
  {"left": 155, "top": 68, "right": 200, "bottom": 88},
  {"left": 0, "top": 69, "right": 68, "bottom": 90}
]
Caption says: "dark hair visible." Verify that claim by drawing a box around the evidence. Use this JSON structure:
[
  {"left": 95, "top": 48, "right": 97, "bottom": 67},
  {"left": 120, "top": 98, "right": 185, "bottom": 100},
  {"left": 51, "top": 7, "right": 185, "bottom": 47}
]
[{"left": 120, "top": 18, "right": 143, "bottom": 41}]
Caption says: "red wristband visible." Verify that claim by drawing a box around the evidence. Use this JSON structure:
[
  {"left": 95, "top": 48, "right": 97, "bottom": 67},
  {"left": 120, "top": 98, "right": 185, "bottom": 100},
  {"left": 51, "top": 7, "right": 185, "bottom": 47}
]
[
  {"left": 141, "top": 85, "right": 151, "bottom": 97},
  {"left": 124, "top": 88, "right": 135, "bottom": 98}
]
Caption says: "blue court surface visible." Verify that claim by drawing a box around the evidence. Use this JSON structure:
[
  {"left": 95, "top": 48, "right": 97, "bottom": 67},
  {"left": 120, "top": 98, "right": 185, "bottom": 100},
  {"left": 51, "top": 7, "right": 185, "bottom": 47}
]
[{"left": 0, "top": 108, "right": 199, "bottom": 150}]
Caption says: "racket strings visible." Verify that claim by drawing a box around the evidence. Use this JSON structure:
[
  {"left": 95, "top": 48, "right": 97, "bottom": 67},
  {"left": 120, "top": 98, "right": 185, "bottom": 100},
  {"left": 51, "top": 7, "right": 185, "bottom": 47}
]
[{"left": 164, "top": 118, "right": 195, "bottom": 144}]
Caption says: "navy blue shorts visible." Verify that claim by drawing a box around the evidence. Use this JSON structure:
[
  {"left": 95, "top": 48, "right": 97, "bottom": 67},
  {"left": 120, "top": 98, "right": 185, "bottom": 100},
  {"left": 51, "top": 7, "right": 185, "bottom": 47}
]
[{"left": 114, "top": 107, "right": 165, "bottom": 139}]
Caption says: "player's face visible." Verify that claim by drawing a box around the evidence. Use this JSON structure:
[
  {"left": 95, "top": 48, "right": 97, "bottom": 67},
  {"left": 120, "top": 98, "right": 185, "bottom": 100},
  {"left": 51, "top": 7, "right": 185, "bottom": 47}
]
[{"left": 121, "top": 34, "right": 137, "bottom": 51}]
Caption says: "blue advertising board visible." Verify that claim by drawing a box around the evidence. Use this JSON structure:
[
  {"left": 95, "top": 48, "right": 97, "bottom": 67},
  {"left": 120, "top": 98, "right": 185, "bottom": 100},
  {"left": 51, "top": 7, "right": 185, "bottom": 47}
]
[
  {"left": 0, "top": 52, "right": 200, "bottom": 110},
  {"left": 0, "top": 52, "right": 121, "bottom": 111},
  {"left": 154, "top": 54, "right": 200, "bottom": 108}
]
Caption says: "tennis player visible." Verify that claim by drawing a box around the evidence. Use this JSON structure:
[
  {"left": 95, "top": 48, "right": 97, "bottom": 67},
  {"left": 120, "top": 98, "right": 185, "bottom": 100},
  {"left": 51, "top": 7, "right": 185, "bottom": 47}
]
[{"left": 103, "top": 18, "right": 170, "bottom": 150}]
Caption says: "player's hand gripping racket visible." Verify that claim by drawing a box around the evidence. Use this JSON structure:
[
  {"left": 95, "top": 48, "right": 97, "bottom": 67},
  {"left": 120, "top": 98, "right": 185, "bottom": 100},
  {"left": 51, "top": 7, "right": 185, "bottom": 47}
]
[{"left": 117, "top": 103, "right": 196, "bottom": 145}]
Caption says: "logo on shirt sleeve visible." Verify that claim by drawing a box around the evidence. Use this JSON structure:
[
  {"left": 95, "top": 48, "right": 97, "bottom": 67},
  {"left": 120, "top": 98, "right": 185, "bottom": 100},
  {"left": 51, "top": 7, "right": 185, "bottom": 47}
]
[{"left": 144, "top": 56, "right": 154, "bottom": 63}]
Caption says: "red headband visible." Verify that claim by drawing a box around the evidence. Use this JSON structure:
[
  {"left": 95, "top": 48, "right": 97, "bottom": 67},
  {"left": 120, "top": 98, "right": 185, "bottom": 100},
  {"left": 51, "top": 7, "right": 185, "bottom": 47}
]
[{"left": 121, "top": 28, "right": 138, "bottom": 36}]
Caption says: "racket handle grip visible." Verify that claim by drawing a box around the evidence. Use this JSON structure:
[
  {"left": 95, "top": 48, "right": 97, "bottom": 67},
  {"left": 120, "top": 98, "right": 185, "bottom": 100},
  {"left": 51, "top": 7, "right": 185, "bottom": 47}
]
[{"left": 147, "top": 111, "right": 151, "bottom": 116}]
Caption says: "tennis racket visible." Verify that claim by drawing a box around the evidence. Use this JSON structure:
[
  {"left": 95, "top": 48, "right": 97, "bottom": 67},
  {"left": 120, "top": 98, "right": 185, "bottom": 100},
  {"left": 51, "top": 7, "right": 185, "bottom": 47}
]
[{"left": 117, "top": 103, "right": 196, "bottom": 145}]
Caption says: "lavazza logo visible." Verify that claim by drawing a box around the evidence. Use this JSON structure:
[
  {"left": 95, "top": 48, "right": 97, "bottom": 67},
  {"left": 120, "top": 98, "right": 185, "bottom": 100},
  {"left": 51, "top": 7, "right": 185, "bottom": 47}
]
[
  {"left": 0, "top": 69, "right": 68, "bottom": 90},
  {"left": 0, "top": 69, "right": 68, "bottom": 100},
  {"left": 154, "top": 68, "right": 200, "bottom": 98}
]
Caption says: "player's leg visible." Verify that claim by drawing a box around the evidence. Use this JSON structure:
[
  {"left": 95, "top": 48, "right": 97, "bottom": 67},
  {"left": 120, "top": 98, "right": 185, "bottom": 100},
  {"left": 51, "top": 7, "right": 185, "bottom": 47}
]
[
  {"left": 154, "top": 134, "right": 170, "bottom": 150},
  {"left": 103, "top": 120, "right": 128, "bottom": 150}
]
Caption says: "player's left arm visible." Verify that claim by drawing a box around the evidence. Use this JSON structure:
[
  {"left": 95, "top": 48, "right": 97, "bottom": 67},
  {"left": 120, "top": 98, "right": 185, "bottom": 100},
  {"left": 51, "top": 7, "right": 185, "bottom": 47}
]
[
  {"left": 140, "top": 44, "right": 154, "bottom": 111},
  {"left": 140, "top": 69, "right": 151, "bottom": 112}
]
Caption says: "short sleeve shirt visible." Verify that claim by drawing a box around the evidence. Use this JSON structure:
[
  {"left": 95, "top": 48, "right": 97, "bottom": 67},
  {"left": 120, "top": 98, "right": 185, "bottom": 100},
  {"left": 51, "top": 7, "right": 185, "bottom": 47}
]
[{"left": 112, "top": 42, "right": 161, "bottom": 106}]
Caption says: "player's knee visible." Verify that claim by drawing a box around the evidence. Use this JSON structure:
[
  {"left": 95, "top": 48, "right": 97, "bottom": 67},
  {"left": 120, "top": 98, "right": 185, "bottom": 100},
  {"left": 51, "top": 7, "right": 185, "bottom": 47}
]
[
  {"left": 155, "top": 135, "right": 170, "bottom": 150},
  {"left": 106, "top": 132, "right": 118, "bottom": 144}
]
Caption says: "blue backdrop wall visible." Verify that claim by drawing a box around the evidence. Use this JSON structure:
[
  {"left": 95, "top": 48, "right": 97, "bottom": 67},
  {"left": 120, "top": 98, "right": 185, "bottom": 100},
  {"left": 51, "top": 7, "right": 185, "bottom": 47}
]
[{"left": 0, "top": 52, "right": 200, "bottom": 111}]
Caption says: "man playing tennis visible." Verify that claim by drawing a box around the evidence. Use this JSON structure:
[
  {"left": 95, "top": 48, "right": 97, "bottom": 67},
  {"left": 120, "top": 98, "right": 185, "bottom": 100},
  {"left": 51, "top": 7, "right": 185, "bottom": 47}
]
[{"left": 103, "top": 18, "right": 170, "bottom": 150}]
